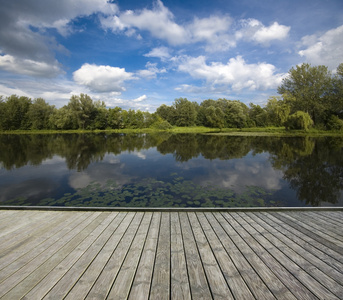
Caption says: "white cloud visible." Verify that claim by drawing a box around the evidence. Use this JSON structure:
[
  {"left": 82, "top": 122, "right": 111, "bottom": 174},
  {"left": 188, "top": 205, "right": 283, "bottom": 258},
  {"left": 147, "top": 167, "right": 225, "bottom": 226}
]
[
  {"left": 0, "top": 0, "right": 117, "bottom": 78},
  {"left": 144, "top": 47, "right": 171, "bottom": 61},
  {"left": 137, "top": 62, "right": 166, "bottom": 79},
  {"left": 178, "top": 55, "right": 285, "bottom": 91},
  {"left": 236, "top": 19, "right": 290, "bottom": 45},
  {"left": 298, "top": 25, "right": 343, "bottom": 70},
  {"left": 102, "top": 0, "right": 189, "bottom": 45},
  {"left": 187, "top": 15, "right": 236, "bottom": 51},
  {"left": 73, "top": 63, "right": 135, "bottom": 93},
  {"left": 253, "top": 22, "right": 290, "bottom": 44},
  {"left": 0, "top": 54, "right": 63, "bottom": 77},
  {"left": 133, "top": 95, "right": 147, "bottom": 102}
]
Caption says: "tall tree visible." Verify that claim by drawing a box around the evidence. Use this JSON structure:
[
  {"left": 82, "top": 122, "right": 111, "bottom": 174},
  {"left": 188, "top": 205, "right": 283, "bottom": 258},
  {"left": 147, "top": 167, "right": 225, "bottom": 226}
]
[
  {"left": 28, "top": 98, "right": 55, "bottom": 130},
  {"left": 265, "top": 96, "right": 290, "bottom": 126},
  {"left": 1, "top": 95, "right": 32, "bottom": 130},
  {"left": 278, "top": 63, "right": 332, "bottom": 125},
  {"left": 173, "top": 98, "right": 197, "bottom": 127}
]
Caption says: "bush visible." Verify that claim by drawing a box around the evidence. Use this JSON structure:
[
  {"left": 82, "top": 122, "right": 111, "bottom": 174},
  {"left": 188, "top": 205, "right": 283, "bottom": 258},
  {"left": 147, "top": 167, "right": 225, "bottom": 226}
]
[
  {"left": 284, "top": 111, "right": 314, "bottom": 131},
  {"left": 326, "top": 115, "right": 343, "bottom": 131},
  {"left": 151, "top": 116, "right": 173, "bottom": 130}
]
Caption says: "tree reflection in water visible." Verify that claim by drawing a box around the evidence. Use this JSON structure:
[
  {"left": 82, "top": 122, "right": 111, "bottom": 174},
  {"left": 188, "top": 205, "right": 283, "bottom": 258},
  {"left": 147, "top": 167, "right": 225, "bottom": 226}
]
[{"left": 0, "top": 133, "right": 342, "bottom": 206}]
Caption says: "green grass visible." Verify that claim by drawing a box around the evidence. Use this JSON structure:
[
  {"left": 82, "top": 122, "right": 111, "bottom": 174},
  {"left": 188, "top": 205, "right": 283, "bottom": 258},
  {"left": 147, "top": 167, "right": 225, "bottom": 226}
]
[{"left": 1, "top": 126, "right": 342, "bottom": 136}]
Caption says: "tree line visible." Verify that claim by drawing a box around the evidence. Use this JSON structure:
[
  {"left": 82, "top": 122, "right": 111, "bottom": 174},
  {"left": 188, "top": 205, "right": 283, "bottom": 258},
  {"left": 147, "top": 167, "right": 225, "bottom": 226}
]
[{"left": 0, "top": 62, "right": 342, "bottom": 131}]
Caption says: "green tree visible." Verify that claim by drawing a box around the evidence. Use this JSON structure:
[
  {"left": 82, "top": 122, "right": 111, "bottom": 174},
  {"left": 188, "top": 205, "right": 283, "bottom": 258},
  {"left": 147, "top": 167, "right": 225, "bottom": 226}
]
[
  {"left": 265, "top": 96, "right": 291, "bottom": 126},
  {"left": 278, "top": 63, "right": 332, "bottom": 125},
  {"left": 249, "top": 103, "right": 269, "bottom": 127},
  {"left": 331, "top": 63, "right": 343, "bottom": 118},
  {"left": 28, "top": 98, "right": 55, "bottom": 130},
  {"left": 1, "top": 95, "right": 32, "bottom": 130},
  {"left": 224, "top": 100, "right": 248, "bottom": 128},
  {"left": 173, "top": 98, "right": 197, "bottom": 127},
  {"left": 52, "top": 106, "right": 76, "bottom": 129},
  {"left": 107, "top": 107, "right": 123, "bottom": 129},
  {"left": 205, "top": 106, "right": 225, "bottom": 129},
  {"left": 70, "top": 94, "right": 98, "bottom": 129},
  {"left": 284, "top": 111, "right": 314, "bottom": 131},
  {"left": 156, "top": 104, "right": 176, "bottom": 125},
  {"left": 196, "top": 99, "right": 219, "bottom": 126}
]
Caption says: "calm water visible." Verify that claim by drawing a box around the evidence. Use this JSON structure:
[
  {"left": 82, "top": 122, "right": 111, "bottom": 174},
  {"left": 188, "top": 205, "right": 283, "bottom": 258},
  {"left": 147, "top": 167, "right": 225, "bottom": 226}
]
[{"left": 0, "top": 133, "right": 342, "bottom": 207}]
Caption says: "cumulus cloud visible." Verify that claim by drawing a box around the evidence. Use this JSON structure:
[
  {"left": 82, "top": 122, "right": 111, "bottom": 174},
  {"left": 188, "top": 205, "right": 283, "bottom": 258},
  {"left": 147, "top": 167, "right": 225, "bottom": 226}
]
[
  {"left": 0, "top": 0, "right": 116, "bottom": 77},
  {"left": 137, "top": 62, "right": 166, "bottom": 79},
  {"left": 73, "top": 63, "right": 135, "bottom": 93},
  {"left": 144, "top": 46, "right": 171, "bottom": 61},
  {"left": 101, "top": 0, "right": 189, "bottom": 45},
  {"left": 178, "top": 55, "right": 285, "bottom": 91},
  {"left": 0, "top": 54, "right": 63, "bottom": 77},
  {"left": 298, "top": 25, "right": 343, "bottom": 70},
  {"left": 236, "top": 19, "right": 290, "bottom": 45},
  {"left": 101, "top": 1, "right": 288, "bottom": 51},
  {"left": 187, "top": 15, "right": 236, "bottom": 51}
]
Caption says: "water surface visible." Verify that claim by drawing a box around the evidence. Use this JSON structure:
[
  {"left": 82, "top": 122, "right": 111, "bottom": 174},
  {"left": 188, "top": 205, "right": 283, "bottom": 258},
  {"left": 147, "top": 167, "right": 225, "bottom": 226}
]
[{"left": 0, "top": 133, "right": 342, "bottom": 207}]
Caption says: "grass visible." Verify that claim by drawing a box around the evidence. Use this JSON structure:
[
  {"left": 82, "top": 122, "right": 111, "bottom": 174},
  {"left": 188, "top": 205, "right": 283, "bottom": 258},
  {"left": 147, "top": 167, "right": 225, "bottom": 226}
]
[{"left": 1, "top": 126, "right": 342, "bottom": 136}]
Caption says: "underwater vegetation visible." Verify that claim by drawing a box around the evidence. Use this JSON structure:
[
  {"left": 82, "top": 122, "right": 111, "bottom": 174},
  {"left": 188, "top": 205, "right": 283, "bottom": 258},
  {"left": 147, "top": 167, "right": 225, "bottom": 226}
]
[{"left": 4, "top": 174, "right": 279, "bottom": 208}]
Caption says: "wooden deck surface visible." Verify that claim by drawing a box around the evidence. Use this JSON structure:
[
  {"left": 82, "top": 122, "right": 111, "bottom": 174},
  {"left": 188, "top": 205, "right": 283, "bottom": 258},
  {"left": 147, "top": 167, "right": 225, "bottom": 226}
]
[{"left": 0, "top": 208, "right": 342, "bottom": 299}]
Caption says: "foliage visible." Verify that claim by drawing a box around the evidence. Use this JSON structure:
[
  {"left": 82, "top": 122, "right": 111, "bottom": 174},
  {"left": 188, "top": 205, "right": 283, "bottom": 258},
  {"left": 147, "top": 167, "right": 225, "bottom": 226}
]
[
  {"left": 284, "top": 111, "right": 314, "bottom": 131},
  {"left": 326, "top": 115, "right": 343, "bottom": 131},
  {"left": 278, "top": 63, "right": 333, "bottom": 125}
]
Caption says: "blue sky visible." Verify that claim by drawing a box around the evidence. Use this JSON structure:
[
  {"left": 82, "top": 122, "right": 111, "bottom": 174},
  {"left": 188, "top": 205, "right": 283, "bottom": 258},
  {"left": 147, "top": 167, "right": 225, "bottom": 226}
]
[{"left": 0, "top": 0, "right": 342, "bottom": 111}]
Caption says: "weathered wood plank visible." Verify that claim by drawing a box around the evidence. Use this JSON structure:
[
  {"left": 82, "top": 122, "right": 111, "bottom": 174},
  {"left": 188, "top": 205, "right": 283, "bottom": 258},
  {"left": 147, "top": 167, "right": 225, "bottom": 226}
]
[
  {"left": 275, "top": 212, "right": 343, "bottom": 256},
  {"left": 285, "top": 211, "right": 343, "bottom": 243},
  {"left": 222, "top": 212, "right": 317, "bottom": 300},
  {"left": 197, "top": 212, "right": 255, "bottom": 300},
  {"left": 149, "top": 212, "right": 171, "bottom": 300},
  {"left": 106, "top": 212, "right": 152, "bottom": 300},
  {"left": 0, "top": 211, "right": 89, "bottom": 282},
  {"left": 0, "top": 211, "right": 60, "bottom": 253},
  {"left": 210, "top": 212, "right": 293, "bottom": 300},
  {"left": 170, "top": 212, "right": 191, "bottom": 300},
  {"left": 0, "top": 209, "right": 342, "bottom": 300},
  {"left": 242, "top": 212, "right": 343, "bottom": 298},
  {"left": 128, "top": 212, "right": 161, "bottom": 300},
  {"left": 26, "top": 212, "right": 120, "bottom": 299},
  {"left": 262, "top": 211, "right": 343, "bottom": 272},
  {"left": 233, "top": 212, "right": 341, "bottom": 300},
  {"left": 0, "top": 212, "right": 106, "bottom": 299},
  {"left": 179, "top": 212, "right": 212, "bottom": 299},
  {"left": 85, "top": 212, "right": 142, "bottom": 299},
  {"left": 188, "top": 212, "right": 234, "bottom": 300}
]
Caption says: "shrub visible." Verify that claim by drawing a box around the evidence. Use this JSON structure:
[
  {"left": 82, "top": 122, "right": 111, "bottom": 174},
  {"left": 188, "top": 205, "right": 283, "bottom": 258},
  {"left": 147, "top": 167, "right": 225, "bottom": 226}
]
[
  {"left": 326, "top": 115, "right": 343, "bottom": 131},
  {"left": 284, "top": 111, "right": 314, "bottom": 131}
]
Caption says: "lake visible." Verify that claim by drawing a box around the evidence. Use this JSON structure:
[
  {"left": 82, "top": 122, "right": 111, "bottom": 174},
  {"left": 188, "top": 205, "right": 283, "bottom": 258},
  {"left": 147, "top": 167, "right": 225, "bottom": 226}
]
[{"left": 0, "top": 133, "right": 342, "bottom": 207}]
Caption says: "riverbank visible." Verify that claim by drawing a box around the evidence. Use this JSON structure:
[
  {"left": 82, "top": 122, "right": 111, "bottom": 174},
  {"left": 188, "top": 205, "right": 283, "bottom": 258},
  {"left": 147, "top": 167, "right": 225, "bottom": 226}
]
[{"left": 0, "top": 126, "right": 342, "bottom": 136}]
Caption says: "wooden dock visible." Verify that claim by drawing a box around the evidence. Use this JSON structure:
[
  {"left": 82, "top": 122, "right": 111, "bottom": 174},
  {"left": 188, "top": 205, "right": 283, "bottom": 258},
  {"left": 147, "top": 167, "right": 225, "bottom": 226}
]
[{"left": 0, "top": 208, "right": 342, "bottom": 299}]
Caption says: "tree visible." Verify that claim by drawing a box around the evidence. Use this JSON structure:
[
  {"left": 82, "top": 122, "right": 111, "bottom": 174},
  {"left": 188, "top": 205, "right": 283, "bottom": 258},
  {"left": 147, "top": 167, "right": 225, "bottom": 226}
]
[
  {"left": 107, "top": 107, "right": 123, "bottom": 129},
  {"left": 249, "top": 103, "right": 268, "bottom": 127},
  {"left": 278, "top": 63, "right": 332, "bottom": 125},
  {"left": 224, "top": 100, "right": 248, "bottom": 128},
  {"left": 67, "top": 94, "right": 97, "bottom": 129},
  {"left": 284, "top": 111, "right": 314, "bottom": 131},
  {"left": 28, "top": 98, "right": 55, "bottom": 129},
  {"left": 156, "top": 104, "right": 176, "bottom": 125},
  {"left": 331, "top": 63, "right": 343, "bottom": 118},
  {"left": 205, "top": 106, "right": 225, "bottom": 129},
  {"left": 173, "top": 98, "right": 197, "bottom": 127},
  {"left": 265, "top": 96, "right": 290, "bottom": 126},
  {"left": 1, "top": 95, "right": 32, "bottom": 130}
]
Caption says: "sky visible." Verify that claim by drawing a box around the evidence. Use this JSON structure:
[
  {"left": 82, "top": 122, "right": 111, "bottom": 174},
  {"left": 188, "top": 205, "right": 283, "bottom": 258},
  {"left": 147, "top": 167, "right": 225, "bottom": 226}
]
[{"left": 0, "top": 0, "right": 342, "bottom": 111}]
